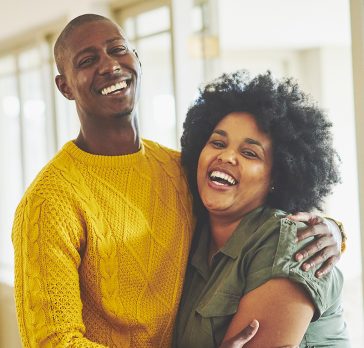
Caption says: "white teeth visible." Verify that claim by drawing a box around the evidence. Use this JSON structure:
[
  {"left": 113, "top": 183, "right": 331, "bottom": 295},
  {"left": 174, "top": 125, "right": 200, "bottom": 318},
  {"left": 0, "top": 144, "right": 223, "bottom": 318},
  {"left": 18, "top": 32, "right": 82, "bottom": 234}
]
[
  {"left": 101, "top": 81, "right": 128, "bottom": 95},
  {"left": 209, "top": 170, "right": 237, "bottom": 185}
]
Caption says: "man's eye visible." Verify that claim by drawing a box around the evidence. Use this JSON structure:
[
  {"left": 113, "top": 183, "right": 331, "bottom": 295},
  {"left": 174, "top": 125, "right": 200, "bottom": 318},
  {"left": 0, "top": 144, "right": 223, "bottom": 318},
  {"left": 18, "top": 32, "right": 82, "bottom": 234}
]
[
  {"left": 79, "top": 57, "right": 95, "bottom": 67},
  {"left": 112, "top": 45, "right": 128, "bottom": 54}
]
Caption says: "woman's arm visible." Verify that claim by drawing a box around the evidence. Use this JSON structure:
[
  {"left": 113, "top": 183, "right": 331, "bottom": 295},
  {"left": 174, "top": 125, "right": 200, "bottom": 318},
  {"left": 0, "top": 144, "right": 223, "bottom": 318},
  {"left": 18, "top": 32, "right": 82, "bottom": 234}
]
[{"left": 222, "top": 278, "right": 314, "bottom": 347}]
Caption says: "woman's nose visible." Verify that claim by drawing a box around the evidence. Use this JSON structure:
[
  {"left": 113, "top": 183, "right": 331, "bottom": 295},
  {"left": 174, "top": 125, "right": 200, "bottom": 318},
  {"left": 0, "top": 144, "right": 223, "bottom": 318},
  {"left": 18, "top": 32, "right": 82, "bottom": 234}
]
[{"left": 217, "top": 149, "right": 237, "bottom": 165}]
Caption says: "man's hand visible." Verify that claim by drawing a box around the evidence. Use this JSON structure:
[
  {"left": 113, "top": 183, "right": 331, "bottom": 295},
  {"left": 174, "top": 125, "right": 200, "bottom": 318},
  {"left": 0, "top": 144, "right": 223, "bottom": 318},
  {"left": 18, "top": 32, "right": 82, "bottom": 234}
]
[
  {"left": 219, "top": 320, "right": 259, "bottom": 348},
  {"left": 288, "top": 212, "right": 342, "bottom": 278}
]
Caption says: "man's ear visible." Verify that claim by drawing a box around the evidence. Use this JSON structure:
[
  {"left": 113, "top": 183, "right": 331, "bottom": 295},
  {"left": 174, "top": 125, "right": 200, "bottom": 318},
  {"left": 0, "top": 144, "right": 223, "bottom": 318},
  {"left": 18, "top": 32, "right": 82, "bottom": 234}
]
[
  {"left": 132, "top": 49, "right": 142, "bottom": 69},
  {"left": 55, "top": 75, "right": 74, "bottom": 100}
]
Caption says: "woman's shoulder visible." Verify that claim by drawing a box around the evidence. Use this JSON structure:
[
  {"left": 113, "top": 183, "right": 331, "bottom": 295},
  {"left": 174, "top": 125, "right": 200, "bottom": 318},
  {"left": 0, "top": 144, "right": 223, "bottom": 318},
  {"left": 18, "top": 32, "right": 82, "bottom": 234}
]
[
  {"left": 247, "top": 207, "right": 344, "bottom": 320},
  {"left": 254, "top": 208, "right": 308, "bottom": 250}
]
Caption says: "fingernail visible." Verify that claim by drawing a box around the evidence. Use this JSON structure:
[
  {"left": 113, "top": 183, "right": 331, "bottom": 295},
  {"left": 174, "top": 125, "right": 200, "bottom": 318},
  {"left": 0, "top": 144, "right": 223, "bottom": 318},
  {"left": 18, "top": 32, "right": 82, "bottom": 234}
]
[
  {"left": 296, "top": 253, "right": 303, "bottom": 261},
  {"left": 316, "top": 271, "right": 322, "bottom": 278},
  {"left": 303, "top": 263, "right": 310, "bottom": 271},
  {"left": 249, "top": 320, "right": 259, "bottom": 328}
]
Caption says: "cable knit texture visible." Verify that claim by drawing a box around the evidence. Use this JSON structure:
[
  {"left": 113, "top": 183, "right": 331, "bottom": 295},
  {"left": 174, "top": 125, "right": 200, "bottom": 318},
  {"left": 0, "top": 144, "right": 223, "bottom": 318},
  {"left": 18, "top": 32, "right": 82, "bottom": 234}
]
[{"left": 12, "top": 139, "right": 194, "bottom": 347}]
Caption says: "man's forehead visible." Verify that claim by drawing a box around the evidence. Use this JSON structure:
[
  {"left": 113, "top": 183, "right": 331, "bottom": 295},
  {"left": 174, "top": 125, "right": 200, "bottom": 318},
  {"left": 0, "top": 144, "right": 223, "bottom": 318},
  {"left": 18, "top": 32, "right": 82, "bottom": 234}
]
[
  {"left": 69, "top": 20, "right": 124, "bottom": 40},
  {"left": 65, "top": 21, "right": 127, "bottom": 52}
]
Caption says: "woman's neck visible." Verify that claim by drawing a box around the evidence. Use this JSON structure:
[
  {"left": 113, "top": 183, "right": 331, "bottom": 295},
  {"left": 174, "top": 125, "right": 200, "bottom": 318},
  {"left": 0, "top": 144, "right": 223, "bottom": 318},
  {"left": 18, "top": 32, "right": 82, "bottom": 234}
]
[{"left": 208, "top": 215, "right": 241, "bottom": 250}]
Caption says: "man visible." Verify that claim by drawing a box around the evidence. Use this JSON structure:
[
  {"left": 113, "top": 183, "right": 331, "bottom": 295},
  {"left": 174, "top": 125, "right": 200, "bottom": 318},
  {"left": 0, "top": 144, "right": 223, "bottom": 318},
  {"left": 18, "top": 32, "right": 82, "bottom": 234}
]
[{"left": 12, "top": 14, "right": 343, "bottom": 347}]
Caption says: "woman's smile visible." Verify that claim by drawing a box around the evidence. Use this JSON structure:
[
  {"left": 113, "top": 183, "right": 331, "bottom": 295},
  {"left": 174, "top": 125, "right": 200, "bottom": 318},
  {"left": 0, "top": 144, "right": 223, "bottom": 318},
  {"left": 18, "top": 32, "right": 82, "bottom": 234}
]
[{"left": 197, "top": 112, "right": 273, "bottom": 220}]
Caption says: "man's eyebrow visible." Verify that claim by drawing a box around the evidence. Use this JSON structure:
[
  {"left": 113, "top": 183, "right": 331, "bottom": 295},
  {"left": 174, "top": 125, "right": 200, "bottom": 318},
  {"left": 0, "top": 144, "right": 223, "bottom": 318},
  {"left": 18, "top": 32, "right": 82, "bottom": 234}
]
[
  {"left": 72, "top": 38, "right": 128, "bottom": 64},
  {"left": 105, "top": 37, "right": 127, "bottom": 44},
  {"left": 72, "top": 47, "right": 97, "bottom": 64}
]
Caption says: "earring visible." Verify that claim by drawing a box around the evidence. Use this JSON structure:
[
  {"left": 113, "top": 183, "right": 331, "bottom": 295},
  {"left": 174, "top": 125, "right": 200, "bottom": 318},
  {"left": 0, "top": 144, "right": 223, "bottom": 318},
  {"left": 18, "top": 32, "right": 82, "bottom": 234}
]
[{"left": 270, "top": 185, "right": 275, "bottom": 192}]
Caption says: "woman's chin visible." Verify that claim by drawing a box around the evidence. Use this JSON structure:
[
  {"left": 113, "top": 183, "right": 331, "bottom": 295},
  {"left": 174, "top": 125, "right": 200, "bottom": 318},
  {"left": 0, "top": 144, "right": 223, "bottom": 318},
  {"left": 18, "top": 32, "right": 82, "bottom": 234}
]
[{"left": 204, "top": 203, "right": 230, "bottom": 215}]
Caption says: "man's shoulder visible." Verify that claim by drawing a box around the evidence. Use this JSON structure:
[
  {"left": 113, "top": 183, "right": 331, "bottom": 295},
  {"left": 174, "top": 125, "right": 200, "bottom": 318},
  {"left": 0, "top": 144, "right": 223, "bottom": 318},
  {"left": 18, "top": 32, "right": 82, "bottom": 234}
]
[
  {"left": 142, "top": 139, "right": 182, "bottom": 166},
  {"left": 143, "top": 139, "right": 180, "bottom": 156},
  {"left": 22, "top": 144, "right": 79, "bottom": 200}
]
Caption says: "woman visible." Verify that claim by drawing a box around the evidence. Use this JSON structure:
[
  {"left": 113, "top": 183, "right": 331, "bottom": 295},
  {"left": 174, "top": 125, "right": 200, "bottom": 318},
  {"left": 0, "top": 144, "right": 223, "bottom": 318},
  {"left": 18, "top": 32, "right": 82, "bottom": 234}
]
[{"left": 174, "top": 71, "right": 350, "bottom": 347}]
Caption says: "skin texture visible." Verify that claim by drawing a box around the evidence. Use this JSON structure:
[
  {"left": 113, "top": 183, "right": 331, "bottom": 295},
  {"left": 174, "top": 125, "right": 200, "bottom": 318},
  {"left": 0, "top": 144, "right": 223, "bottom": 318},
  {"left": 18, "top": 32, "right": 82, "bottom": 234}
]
[
  {"left": 220, "top": 320, "right": 260, "bottom": 348},
  {"left": 55, "top": 19, "right": 141, "bottom": 156},
  {"left": 222, "top": 278, "right": 314, "bottom": 347}
]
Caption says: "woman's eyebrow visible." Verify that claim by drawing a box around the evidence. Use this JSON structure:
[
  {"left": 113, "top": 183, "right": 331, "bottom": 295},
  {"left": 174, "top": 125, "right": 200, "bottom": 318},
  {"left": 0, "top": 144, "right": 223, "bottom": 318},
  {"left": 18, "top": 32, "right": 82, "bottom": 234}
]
[
  {"left": 212, "top": 129, "right": 227, "bottom": 137},
  {"left": 244, "top": 137, "right": 264, "bottom": 149}
]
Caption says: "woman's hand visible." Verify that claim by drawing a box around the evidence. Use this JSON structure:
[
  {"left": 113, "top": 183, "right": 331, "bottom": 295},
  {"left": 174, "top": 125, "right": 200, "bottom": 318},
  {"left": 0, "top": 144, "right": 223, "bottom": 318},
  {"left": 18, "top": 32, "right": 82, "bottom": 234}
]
[
  {"left": 219, "top": 320, "right": 259, "bottom": 348},
  {"left": 288, "top": 212, "right": 342, "bottom": 278}
]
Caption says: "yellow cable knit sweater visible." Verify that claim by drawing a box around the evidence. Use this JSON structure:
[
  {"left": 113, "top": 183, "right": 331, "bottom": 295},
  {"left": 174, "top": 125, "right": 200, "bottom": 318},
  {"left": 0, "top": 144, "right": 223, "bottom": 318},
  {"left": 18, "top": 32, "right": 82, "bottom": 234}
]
[{"left": 12, "top": 139, "right": 194, "bottom": 347}]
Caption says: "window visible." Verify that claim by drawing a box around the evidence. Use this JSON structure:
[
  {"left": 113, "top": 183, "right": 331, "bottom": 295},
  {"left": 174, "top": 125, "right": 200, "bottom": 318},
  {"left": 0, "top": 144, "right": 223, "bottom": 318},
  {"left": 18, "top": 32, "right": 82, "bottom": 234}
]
[
  {"left": 0, "top": 55, "right": 23, "bottom": 284},
  {"left": 116, "top": 3, "right": 177, "bottom": 148},
  {"left": 0, "top": 39, "right": 65, "bottom": 284}
]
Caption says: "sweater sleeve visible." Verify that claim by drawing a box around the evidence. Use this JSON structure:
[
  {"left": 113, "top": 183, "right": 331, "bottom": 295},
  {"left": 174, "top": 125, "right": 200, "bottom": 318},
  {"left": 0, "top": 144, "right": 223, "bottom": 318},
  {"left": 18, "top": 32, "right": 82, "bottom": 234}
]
[{"left": 12, "top": 193, "right": 106, "bottom": 348}]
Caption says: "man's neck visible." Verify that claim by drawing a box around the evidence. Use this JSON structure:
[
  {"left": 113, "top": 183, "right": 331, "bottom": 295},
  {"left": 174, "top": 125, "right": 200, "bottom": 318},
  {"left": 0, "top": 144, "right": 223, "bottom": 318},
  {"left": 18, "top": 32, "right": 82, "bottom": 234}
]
[{"left": 75, "top": 115, "right": 140, "bottom": 156}]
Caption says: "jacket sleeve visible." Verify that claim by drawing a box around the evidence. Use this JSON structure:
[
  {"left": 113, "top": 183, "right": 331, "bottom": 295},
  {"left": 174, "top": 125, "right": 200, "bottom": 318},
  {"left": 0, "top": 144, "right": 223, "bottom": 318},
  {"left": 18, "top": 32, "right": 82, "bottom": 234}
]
[{"left": 12, "top": 193, "right": 106, "bottom": 347}]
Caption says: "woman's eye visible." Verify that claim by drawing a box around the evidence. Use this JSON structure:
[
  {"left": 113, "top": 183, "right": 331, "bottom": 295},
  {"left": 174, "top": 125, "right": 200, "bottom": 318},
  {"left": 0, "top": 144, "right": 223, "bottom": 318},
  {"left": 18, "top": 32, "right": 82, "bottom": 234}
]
[
  {"left": 211, "top": 141, "right": 225, "bottom": 148},
  {"left": 242, "top": 150, "right": 257, "bottom": 158}
]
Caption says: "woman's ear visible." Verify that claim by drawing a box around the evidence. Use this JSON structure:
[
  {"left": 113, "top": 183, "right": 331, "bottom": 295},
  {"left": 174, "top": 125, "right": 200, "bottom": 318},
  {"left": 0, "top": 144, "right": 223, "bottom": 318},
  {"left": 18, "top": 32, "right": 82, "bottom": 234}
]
[{"left": 55, "top": 75, "right": 74, "bottom": 100}]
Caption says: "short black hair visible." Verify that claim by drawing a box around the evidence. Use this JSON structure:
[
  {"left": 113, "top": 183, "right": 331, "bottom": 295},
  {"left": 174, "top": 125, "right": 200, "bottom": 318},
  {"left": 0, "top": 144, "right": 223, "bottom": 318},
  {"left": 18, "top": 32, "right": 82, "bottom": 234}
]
[
  {"left": 54, "top": 14, "right": 110, "bottom": 74},
  {"left": 181, "top": 70, "right": 341, "bottom": 218}
]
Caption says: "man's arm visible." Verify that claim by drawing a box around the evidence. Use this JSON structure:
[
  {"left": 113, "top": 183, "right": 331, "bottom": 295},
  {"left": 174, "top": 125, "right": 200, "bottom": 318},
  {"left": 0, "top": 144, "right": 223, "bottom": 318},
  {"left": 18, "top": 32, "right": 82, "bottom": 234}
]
[
  {"left": 288, "top": 212, "right": 344, "bottom": 278},
  {"left": 219, "top": 320, "right": 259, "bottom": 348},
  {"left": 12, "top": 194, "right": 105, "bottom": 347}
]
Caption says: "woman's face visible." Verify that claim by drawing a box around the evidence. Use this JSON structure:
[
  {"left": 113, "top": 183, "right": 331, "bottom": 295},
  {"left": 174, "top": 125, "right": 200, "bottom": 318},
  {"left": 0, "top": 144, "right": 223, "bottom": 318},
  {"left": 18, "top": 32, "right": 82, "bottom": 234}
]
[{"left": 197, "top": 112, "right": 273, "bottom": 222}]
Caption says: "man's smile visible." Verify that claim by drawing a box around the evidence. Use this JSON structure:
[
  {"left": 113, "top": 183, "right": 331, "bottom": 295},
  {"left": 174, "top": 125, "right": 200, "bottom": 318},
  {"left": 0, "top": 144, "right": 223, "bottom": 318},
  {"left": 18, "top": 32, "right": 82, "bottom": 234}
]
[{"left": 99, "top": 79, "right": 131, "bottom": 96}]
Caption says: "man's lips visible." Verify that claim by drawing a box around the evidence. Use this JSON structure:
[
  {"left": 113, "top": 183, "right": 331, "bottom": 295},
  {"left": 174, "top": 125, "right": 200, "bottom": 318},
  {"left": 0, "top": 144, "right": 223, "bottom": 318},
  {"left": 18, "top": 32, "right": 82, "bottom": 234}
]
[{"left": 99, "top": 79, "right": 131, "bottom": 96}]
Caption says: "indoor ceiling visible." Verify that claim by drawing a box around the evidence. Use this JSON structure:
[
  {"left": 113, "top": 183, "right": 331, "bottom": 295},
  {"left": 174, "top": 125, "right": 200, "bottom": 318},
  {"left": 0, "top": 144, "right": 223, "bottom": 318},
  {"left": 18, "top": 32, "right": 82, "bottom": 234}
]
[{"left": 0, "top": 0, "right": 351, "bottom": 49}]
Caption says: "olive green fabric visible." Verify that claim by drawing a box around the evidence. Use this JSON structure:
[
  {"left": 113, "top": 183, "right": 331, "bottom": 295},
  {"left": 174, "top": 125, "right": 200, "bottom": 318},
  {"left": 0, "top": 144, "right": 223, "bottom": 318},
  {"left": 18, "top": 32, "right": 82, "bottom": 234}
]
[{"left": 174, "top": 206, "right": 350, "bottom": 348}]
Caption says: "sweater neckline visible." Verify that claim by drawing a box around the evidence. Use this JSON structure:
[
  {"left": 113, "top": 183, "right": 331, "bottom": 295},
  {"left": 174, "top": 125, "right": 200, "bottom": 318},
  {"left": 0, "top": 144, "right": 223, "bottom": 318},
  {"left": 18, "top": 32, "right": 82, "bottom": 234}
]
[{"left": 62, "top": 140, "right": 146, "bottom": 167}]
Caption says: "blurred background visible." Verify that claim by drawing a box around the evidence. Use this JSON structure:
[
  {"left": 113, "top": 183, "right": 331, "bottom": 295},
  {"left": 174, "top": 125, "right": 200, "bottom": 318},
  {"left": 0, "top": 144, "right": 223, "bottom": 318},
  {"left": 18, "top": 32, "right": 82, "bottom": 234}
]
[{"left": 0, "top": 0, "right": 363, "bottom": 346}]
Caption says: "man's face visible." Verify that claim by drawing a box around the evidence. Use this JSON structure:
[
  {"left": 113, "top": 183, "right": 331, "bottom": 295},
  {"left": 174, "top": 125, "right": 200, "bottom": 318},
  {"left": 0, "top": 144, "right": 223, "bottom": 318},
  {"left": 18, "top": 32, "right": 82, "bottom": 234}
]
[{"left": 56, "top": 19, "right": 141, "bottom": 122}]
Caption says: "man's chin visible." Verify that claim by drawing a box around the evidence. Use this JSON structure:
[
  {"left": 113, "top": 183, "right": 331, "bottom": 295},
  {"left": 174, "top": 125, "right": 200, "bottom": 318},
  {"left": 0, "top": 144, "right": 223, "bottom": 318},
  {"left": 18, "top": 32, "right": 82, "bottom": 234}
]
[{"left": 116, "top": 108, "right": 134, "bottom": 118}]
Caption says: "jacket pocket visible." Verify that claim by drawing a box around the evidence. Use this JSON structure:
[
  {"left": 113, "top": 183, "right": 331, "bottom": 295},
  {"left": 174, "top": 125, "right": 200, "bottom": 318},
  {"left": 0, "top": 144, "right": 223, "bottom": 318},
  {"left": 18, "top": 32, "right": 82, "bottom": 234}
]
[{"left": 195, "top": 292, "right": 241, "bottom": 347}]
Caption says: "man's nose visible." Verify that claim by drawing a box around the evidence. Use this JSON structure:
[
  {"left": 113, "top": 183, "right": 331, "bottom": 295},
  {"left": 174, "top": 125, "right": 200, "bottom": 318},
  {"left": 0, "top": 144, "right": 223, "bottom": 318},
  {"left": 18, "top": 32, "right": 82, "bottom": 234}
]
[
  {"left": 98, "top": 54, "right": 121, "bottom": 75},
  {"left": 217, "top": 149, "right": 238, "bottom": 165}
]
